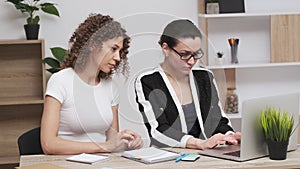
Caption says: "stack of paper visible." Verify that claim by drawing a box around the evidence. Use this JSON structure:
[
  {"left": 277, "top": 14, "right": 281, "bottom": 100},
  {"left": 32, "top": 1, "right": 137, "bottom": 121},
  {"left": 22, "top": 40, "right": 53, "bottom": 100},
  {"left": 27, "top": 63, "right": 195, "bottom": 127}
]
[
  {"left": 66, "top": 153, "right": 108, "bottom": 164},
  {"left": 121, "top": 147, "right": 180, "bottom": 164}
]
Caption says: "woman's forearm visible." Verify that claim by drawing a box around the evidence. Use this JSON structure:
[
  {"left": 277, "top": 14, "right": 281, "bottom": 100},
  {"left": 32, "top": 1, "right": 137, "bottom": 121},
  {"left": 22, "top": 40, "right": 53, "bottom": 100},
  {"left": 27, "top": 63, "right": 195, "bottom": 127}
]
[{"left": 41, "top": 137, "right": 112, "bottom": 155}]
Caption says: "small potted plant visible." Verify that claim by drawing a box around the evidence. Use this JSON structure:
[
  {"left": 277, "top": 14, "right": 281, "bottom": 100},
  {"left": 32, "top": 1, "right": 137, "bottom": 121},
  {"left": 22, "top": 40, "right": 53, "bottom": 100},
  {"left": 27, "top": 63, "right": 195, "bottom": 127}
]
[
  {"left": 260, "top": 107, "right": 295, "bottom": 160},
  {"left": 6, "top": 0, "right": 60, "bottom": 40},
  {"left": 206, "top": 0, "right": 219, "bottom": 14},
  {"left": 43, "top": 47, "right": 67, "bottom": 74},
  {"left": 215, "top": 51, "right": 224, "bottom": 65}
]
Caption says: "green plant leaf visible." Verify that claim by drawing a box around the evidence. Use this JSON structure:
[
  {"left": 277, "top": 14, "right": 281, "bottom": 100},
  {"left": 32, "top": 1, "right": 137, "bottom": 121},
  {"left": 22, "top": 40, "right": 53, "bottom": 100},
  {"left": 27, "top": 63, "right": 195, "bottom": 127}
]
[
  {"left": 6, "top": 0, "right": 22, "bottom": 4},
  {"left": 260, "top": 107, "right": 294, "bottom": 142},
  {"left": 41, "top": 3, "right": 60, "bottom": 17},
  {"left": 33, "top": 15, "right": 40, "bottom": 24},
  {"left": 6, "top": 0, "right": 59, "bottom": 24},
  {"left": 7, "top": 1, "right": 30, "bottom": 13},
  {"left": 27, "top": 16, "right": 39, "bottom": 24},
  {"left": 43, "top": 57, "right": 60, "bottom": 68},
  {"left": 46, "top": 68, "right": 61, "bottom": 74},
  {"left": 50, "top": 47, "right": 67, "bottom": 62}
]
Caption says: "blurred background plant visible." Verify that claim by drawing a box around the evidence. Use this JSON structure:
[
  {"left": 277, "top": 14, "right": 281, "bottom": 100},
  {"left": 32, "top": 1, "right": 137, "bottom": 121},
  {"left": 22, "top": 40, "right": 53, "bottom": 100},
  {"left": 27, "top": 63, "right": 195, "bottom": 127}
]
[
  {"left": 43, "top": 47, "right": 67, "bottom": 74},
  {"left": 6, "top": 0, "right": 60, "bottom": 24}
]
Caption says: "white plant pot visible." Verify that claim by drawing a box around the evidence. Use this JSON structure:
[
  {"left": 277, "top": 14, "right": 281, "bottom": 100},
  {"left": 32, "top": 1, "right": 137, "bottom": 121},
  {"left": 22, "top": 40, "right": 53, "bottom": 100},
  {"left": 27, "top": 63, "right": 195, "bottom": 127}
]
[
  {"left": 215, "top": 57, "right": 224, "bottom": 65},
  {"left": 206, "top": 3, "right": 220, "bottom": 14}
]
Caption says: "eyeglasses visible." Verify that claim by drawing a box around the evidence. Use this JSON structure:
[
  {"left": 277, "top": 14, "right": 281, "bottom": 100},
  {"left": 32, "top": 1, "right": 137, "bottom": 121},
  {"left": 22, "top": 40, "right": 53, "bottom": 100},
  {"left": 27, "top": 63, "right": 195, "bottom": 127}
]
[{"left": 169, "top": 46, "right": 204, "bottom": 61}]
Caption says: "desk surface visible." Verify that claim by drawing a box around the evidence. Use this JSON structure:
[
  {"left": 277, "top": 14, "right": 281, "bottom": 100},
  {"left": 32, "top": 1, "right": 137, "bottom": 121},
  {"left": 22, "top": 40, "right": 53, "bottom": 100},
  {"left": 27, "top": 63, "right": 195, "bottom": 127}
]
[{"left": 19, "top": 147, "right": 300, "bottom": 169}]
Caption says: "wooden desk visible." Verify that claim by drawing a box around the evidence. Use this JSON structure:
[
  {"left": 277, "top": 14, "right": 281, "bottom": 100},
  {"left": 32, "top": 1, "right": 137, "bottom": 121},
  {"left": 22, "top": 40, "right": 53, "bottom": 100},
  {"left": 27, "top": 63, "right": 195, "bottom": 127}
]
[{"left": 19, "top": 147, "right": 300, "bottom": 169}]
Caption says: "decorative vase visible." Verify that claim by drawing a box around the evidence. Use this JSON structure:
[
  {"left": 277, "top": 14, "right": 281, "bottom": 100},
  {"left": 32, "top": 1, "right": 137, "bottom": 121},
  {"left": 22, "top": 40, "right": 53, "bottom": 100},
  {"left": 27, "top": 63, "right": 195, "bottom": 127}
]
[
  {"left": 224, "top": 88, "right": 238, "bottom": 114},
  {"left": 266, "top": 140, "right": 289, "bottom": 160},
  {"left": 206, "top": 3, "right": 220, "bottom": 14},
  {"left": 24, "top": 24, "right": 40, "bottom": 40}
]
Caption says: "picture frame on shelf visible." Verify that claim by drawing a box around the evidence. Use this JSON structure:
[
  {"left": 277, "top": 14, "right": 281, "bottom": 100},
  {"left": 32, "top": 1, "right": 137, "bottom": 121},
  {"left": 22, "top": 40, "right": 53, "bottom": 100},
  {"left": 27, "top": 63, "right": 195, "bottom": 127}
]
[{"left": 218, "top": 0, "right": 245, "bottom": 13}]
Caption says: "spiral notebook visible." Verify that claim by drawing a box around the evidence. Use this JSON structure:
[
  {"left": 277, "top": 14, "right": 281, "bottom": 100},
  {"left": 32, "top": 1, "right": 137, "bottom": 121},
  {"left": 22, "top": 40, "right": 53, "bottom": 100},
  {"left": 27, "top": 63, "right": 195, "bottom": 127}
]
[{"left": 121, "top": 147, "right": 180, "bottom": 164}]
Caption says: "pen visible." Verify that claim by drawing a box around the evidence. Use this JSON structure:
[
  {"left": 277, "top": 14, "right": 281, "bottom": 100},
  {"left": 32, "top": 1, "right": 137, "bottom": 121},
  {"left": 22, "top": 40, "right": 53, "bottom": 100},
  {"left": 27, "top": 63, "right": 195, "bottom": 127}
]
[
  {"left": 175, "top": 153, "right": 189, "bottom": 162},
  {"left": 133, "top": 157, "right": 142, "bottom": 160}
]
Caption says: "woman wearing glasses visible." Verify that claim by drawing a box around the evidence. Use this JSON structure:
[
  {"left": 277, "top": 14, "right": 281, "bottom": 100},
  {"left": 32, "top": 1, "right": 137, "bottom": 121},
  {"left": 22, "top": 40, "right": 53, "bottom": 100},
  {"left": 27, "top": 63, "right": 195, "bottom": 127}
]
[{"left": 134, "top": 19, "right": 240, "bottom": 150}]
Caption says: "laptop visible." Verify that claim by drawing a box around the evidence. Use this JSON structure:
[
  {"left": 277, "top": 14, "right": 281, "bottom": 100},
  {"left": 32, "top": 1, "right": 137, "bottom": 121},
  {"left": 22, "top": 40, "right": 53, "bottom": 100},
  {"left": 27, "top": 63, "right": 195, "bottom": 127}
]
[{"left": 198, "top": 93, "right": 299, "bottom": 162}]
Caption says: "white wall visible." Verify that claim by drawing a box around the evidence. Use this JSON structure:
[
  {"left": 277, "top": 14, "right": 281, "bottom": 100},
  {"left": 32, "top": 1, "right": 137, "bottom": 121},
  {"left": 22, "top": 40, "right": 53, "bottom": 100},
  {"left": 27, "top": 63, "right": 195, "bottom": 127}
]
[
  {"left": 1, "top": 0, "right": 198, "bottom": 56},
  {"left": 1, "top": 0, "right": 198, "bottom": 146},
  {"left": 1, "top": 0, "right": 300, "bottom": 146},
  {"left": 244, "top": 0, "right": 300, "bottom": 13}
]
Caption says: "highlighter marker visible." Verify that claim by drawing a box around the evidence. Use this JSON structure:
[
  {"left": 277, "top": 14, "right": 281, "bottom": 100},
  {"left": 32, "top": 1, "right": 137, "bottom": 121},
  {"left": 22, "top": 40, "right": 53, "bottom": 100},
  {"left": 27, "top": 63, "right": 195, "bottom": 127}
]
[{"left": 175, "top": 153, "right": 189, "bottom": 162}]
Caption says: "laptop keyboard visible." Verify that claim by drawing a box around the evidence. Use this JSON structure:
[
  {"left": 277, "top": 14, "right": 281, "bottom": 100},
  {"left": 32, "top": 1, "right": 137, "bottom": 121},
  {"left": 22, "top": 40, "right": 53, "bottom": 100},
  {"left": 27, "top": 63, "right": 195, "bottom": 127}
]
[{"left": 223, "top": 150, "right": 241, "bottom": 157}]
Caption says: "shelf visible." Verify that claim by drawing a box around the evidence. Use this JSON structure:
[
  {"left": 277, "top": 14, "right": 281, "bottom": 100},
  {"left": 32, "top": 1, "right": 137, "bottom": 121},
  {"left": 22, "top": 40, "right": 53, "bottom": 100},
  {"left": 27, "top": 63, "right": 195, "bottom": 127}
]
[
  {"left": 0, "top": 156, "right": 19, "bottom": 165},
  {"left": 0, "top": 40, "right": 46, "bottom": 102},
  {"left": 0, "top": 39, "right": 43, "bottom": 45},
  {"left": 207, "top": 62, "right": 300, "bottom": 69},
  {"left": 226, "top": 113, "right": 241, "bottom": 119},
  {"left": 0, "top": 96, "right": 44, "bottom": 106},
  {"left": 198, "top": 12, "right": 300, "bottom": 18},
  {"left": 0, "top": 40, "right": 45, "bottom": 166}
]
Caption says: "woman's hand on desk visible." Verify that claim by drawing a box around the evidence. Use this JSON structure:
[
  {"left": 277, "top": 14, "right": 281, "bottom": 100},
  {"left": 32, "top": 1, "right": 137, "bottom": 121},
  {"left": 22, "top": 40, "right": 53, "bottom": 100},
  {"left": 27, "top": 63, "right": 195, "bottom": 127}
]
[
  {"left": 123, "top": 130, "right": 144, "bottom": 150},
  {"left": 106, "top": 129, "right": 143, "bottom": 152},
  {"left": 186, "top": 133, "right": 241, "bottom": 150}
]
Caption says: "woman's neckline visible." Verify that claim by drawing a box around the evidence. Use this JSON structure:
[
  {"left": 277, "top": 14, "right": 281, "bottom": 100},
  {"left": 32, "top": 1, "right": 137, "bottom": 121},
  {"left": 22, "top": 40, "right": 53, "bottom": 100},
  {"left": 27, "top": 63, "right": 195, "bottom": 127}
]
[{"left": 71, "top": 68, "right": 102, "bottom": 87}]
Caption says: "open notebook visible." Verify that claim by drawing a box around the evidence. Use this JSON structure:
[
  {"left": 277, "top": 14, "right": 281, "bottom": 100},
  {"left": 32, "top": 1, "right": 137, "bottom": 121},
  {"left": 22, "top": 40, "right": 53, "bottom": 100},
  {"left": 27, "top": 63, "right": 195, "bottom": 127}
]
[{"left": 121, "top": 147, "right": 180, "bottom": 164}]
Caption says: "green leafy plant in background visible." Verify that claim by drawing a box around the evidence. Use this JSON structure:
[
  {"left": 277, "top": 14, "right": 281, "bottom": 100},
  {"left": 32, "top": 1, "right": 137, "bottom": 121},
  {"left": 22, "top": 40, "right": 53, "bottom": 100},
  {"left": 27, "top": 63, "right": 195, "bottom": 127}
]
[
  {"left": 43, "top": 47, "right": 67, "bottom": 74},
  {"left": 260, "top": 107, "right": 295, "bottom": 142},
  {"left": 6, "top": 0, "right": 60, "bottom": 24}
]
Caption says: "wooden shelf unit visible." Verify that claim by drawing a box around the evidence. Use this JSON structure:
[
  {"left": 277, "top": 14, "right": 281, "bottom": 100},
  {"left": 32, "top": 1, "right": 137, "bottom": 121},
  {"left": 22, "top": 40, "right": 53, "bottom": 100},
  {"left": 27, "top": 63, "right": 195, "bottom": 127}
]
[
  {"left": 197, "top": 0, "right": 300, "bottom": 120},
  {"left": 0, "top": 40, "right": 46, "bottom": 165}
]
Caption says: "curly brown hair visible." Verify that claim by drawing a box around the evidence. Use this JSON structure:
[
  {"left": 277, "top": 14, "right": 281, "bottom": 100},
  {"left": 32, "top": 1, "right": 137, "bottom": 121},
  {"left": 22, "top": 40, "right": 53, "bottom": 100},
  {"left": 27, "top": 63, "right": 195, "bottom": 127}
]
[{"left": 61, "top": 13, "right": 130, "bottom": 79}]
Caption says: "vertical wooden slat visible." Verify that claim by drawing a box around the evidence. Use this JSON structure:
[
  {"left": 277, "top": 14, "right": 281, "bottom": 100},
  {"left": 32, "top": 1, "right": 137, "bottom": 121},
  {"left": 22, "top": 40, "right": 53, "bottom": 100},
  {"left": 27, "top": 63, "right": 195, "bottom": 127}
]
[
  {"left": 198, "top": 0, "right": 206, "bottom": 14},
  {"left": 224, "top": 68, "right": 236, "bottom": 89},
  {"left": 198, "top": 17, "right": 208, "bottom": 66},
  {"left": 212, "top": 68, "right": 236, "bottom": 108}
]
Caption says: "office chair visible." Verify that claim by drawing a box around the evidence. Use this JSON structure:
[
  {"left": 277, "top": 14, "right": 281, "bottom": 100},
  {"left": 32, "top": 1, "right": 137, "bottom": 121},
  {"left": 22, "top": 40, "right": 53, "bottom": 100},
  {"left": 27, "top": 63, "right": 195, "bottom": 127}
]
[{"left": 17, "top": 127, "right": 44, "bottom": 155}]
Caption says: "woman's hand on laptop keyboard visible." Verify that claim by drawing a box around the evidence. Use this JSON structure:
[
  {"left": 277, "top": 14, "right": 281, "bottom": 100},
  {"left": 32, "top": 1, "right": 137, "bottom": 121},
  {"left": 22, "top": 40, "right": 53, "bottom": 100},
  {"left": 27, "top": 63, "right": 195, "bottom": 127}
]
[
  {"left": 225, "top": 132, "right": 241, "bottom": 145},
  {"left": 186, "top": 132, "right": 241, "bottom": 150}
]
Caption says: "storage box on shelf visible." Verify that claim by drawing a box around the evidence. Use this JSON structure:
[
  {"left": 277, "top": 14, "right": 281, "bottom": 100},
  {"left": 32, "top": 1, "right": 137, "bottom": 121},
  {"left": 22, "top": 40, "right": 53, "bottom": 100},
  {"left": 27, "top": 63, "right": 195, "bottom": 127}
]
[{"left": 0, "top": 40, "right": 46, "bottom": 165}]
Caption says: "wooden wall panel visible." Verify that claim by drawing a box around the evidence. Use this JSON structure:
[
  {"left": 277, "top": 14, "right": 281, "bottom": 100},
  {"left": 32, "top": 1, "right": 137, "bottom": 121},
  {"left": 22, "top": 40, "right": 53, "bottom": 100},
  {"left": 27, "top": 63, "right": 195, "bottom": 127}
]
[
  {"left": 271, "top": 14, "right": 300, "bottom": 62},
  {"left": 0, "top": 104, "right": 42, "bottom": 165},
  {"left": 0, "top": 40, "right": 45, "bottom": 165},
  {"left": 198, "top": 0, "right": 206, "bottom": 14}
]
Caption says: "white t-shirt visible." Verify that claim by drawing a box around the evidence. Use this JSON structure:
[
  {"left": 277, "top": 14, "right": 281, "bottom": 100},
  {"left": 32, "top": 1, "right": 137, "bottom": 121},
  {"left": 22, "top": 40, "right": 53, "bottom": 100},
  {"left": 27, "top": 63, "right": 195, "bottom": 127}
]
[{"left": 45, "top": 68, "right": 119, "bottom": 142}]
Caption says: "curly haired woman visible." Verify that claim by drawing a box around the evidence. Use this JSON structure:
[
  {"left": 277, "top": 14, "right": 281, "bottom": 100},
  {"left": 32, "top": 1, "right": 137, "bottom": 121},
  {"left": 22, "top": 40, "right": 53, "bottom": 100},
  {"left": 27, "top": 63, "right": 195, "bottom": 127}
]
[{"left": 41, "top": 13, "right": 143, "bottom": 155}]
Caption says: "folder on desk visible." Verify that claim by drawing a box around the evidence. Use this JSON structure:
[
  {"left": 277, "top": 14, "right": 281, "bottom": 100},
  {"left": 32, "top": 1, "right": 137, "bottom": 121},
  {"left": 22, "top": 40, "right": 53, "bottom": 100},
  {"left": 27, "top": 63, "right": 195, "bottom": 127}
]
[{"left": 121, "top": 147, "right": 180, "bottom": 164}]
